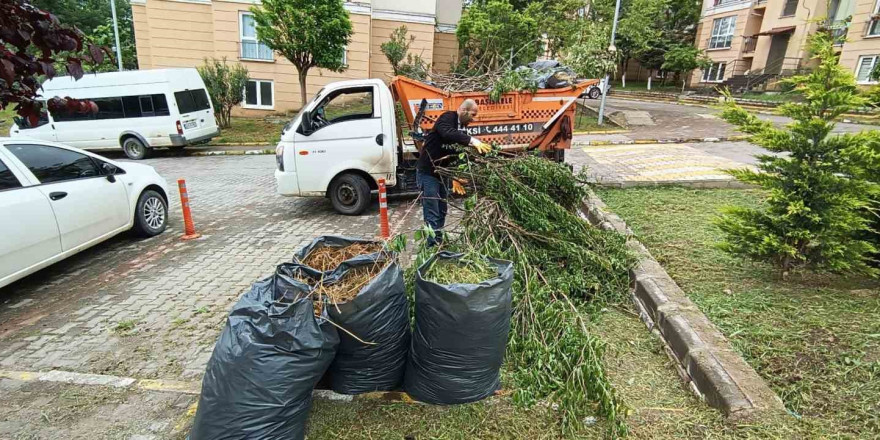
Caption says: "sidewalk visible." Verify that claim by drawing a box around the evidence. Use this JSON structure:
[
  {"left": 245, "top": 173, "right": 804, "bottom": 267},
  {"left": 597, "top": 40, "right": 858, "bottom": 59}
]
[{"left": 567, "top": 139, "right": 765, "bottom": 186}]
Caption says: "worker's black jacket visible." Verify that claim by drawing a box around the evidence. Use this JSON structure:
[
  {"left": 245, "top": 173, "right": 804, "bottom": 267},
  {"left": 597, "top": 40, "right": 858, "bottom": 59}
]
[{"left": 416, "top": 110, "right": 472, "bottom": 177}]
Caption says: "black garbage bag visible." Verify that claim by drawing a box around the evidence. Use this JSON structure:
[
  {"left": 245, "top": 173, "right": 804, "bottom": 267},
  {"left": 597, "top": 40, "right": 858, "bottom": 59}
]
[
  {"left": 321, "top": 254, "right": 410, "bottom": 394},
  {"left": 188, "top": 273, "right": 339, "bottom": 440},
  {"left": 293, "top": 235, "right": 384, "bottom": 274},
  {"left": 404, "top": 252, "right": 514, "bottom": 404}
]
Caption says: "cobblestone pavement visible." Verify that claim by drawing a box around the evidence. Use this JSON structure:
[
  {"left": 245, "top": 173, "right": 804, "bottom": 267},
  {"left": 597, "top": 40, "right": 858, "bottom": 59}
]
[
  {"left": 577, "top": 97, "right": 880, "bottom": 142},
  {"left": 567, "top": 141, "right": 762, "bottom": 185},
  {"left": 0, "top": 155, "right": 424, "bottom": 439}
]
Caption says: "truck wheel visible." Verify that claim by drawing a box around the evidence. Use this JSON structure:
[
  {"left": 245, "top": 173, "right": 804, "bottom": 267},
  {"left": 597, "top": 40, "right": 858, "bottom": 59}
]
[
  {"left": 122, "top": 137, "right": 152, "bottom": 160},
  {"left": 330, "top": 173, "right": 371, "bottom": 215},
  {"left": 588, "top": 87, "right": 601, "bottom": 99}
]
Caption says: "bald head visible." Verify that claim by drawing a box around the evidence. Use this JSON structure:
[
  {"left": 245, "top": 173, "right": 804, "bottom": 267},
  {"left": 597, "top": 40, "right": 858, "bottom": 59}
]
[{"left": 458, "top": 99, "right": 479, "bottom": 125}]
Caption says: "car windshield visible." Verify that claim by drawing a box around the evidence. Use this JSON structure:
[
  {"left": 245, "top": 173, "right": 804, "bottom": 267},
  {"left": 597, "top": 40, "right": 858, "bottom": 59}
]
[{"left": 283, "top": 88, "right": 324, "bottom": 134}]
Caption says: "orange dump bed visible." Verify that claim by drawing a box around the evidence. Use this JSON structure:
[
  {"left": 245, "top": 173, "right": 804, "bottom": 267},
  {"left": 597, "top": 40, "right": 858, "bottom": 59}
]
[{"left": 390, "top": 75, "right": 597, "bottom": 151}]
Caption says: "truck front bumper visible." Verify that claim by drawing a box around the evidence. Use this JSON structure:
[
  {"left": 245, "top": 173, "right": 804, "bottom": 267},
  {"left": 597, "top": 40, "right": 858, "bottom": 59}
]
[
  {"left": 275, "top": 169, "right": 300, "bottom": 196},
  {"left": 170, "top": 128, "right": 221, "bottom": 146}
]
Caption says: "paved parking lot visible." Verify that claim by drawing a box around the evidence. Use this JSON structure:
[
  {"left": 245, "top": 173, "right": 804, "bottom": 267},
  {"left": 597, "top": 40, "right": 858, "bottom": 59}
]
[{"left": 0, "top": 155, "right": 423, "bottom": 439}]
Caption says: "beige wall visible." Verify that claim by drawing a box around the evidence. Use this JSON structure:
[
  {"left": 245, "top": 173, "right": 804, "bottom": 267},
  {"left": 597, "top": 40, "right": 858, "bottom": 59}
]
[
  {"left": 432, "top": 31, "right": 458, "bottom": 73},
  {"left": 692, "top": 7, "right": 752, "bottom": 84},
  {"left": 840, "top": 0, "right": 880, "bottom": 82},
  {"left": 370, "top": 19, "right": 435, "bottom": 82},
  {"left": 131, "top": 0, "right": 460, "bottom": 114},
  {"left": 435, "top": 0, "right": 462, "bottom": 25}
]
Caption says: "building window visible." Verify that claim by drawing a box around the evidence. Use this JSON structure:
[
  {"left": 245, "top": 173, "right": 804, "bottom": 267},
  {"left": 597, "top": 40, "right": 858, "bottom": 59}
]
[
  {"left": 856, "top": 55, "right": 879, "bottom": 84},
  {"left": 781, "top": 0, "right": 798, "bottom": 16},
  {"left": 240, "top": 12, "right": 273, "bottom": 61},
  {"left": 244, "top": 79, "right": 274, "bottom": 109},
  {"left": 709, "top": 16, "right": 736, "bottom": 49},
  {"left": 702, "top": 62, "right": 726, "bottom": 82},
  {"left": 868, "top": 1, "right": 880, "bottom": 36}
]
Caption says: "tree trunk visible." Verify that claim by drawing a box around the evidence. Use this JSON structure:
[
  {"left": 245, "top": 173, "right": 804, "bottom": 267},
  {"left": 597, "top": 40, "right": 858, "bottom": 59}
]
[
  {"left": 298, "top": 67, "right": 309, "bottom": 107},
  {"left": 647, "top": 73, "right": 652, "bottom": 91}
]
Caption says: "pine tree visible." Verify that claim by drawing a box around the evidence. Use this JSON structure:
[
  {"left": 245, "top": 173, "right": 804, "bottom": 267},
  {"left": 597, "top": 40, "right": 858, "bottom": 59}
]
[{"left": 716, "top": 30, "right": 878, "bottom": 276}]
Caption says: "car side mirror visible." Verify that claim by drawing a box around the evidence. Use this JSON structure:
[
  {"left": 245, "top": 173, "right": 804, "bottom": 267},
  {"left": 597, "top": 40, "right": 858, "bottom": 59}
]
[
  {"left": 300, "top": 111, "right": 314, "bottom": 136},
  {"left": 12, "top": 116, "right": 24, "bottom": 128},
  {"left": 103, "top": 163, "right": 118, "bottom": 182}
]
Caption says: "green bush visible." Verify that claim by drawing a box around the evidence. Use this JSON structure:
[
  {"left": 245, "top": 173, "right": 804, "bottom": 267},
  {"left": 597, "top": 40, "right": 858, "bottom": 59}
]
[{"left": 716, "top": 31, "right": 878, "bottom": 276}]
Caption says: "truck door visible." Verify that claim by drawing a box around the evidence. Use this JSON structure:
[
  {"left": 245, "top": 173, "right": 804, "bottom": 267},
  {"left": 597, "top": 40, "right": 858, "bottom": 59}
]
[{"left": 294, "top": 86, "right": 383, "bottom": 193}]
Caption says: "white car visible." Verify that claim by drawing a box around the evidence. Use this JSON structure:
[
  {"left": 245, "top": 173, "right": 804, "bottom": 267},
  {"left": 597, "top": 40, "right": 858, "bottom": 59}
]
[{"left": 0, "top": 138, "right": 170, "bottom": 288}]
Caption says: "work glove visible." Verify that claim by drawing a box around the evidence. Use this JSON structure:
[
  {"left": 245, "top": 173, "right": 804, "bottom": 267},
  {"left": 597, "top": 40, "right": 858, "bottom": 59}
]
[
  {"left": 470, "top": 137, "right": 491, "bottom": 154},
  {"left": 451, "top": 179, "right": 467, "bottom": 195}
]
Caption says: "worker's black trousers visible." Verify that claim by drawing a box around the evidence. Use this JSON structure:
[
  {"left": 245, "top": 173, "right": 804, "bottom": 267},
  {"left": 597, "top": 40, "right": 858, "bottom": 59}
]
[{"left": 416, "top": 170, "right": 447, "bottom": 247}]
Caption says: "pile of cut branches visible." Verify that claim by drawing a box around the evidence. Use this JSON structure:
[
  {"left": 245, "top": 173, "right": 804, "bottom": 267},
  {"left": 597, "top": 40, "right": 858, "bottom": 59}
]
[
  {"left": 436, "top": 154, "right": 635, "bottom": 436},
  {"left": 429, "top": 68, "right": 539, "bottom": 102}
]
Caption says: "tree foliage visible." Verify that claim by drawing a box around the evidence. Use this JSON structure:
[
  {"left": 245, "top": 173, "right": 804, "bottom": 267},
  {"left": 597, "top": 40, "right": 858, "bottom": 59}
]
[
  {"left": 197, "top": 57, "right": 249, "bottom": 129},
  {"left": 561, "top": 22, "right": 617, "bottom": 78},
  {"left": 85, "top": 18, "right": 137, "bottom": 71},
  {"left": 661, "top": 45, "right": 711, "bottom": 92},
  {"left": 456, "top": 0, "right": 543, "bottom": 72},
  {"left": 32, "top": 0, "right": 138, "bottom": 71},
  {"left": 716, "top": 31, "right": 878, "bottom": 276},
  {"left": 379, "top": 26, "right": 430, "bottom": 80},
  {"left": 250, "top": 0, "right": 352, "bottom": 106},
  {"left": 1, "top": 0, "right": 105, "bottom": 124}
]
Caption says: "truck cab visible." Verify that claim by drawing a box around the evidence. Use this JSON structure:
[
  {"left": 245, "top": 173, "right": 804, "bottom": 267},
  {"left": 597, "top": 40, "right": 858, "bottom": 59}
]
[{"left": 275, "top": 79, "right": 400, "bottom": 215}]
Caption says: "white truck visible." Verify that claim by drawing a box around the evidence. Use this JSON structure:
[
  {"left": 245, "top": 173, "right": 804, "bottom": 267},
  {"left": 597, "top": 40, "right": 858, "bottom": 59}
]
[{"left": 274, "top": 76, "right": 593, "bottom": 215}]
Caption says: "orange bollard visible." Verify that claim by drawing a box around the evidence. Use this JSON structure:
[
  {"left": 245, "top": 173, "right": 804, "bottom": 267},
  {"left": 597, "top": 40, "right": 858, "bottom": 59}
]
[
  {"left": 177, "top": 179, "right": 201, "bottom": 240},
  {"left": 378, "top": 178, "right": 390, "bottom": 239}
]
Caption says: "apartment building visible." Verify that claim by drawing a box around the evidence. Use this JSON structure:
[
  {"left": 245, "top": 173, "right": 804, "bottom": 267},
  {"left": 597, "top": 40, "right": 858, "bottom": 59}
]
[
  {"left": 693, "top": 0, "right": 880, "bottom": 88},
  {"left": 130, "top": 0, "right": 462, "bottom": 114}
]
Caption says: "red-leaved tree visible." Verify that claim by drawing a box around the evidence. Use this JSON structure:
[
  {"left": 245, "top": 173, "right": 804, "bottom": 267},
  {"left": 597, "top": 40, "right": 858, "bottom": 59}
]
[{"left": 1, "top": 0, "right": 107, "bottom": 125}]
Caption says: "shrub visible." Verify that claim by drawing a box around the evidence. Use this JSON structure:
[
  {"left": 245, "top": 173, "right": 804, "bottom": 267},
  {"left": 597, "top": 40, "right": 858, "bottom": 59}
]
[
  {"left": 197, "top": 57, "right": 248, "bottom": 129},
  {"left": 716, "top": 31, "right": 878, "bottom": 276}
]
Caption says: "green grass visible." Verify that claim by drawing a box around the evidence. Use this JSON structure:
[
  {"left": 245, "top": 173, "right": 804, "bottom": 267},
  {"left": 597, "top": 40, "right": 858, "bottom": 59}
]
[
  {"left": 739, "top": 92, "right": 802, "bottom": 103},
  {"left": 1, "top": 106, "right": 17, "bottom": 135},
  {"left": 596, "top": 186, "right": 880, "bottom": 437},
  {"left": 574, "top": 112, "right": 621, "bottom": 132},
  {"left": 113, "top": 320, "right": 137, "bottom": 334},
  {"left": 210, "top": 117, "right": 283, "bottom": 145}
]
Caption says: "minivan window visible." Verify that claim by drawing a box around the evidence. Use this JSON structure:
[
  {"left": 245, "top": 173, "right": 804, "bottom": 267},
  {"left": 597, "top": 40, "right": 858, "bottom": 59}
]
[
  {"left": 52, "top": 94, "right": 170, "bottom": 121},
  {"left": 7, "top": 144, "right": 100, "bottom": 184},
  {"left": 0, "top": 159, "right": 22, "bottom": 190},
  {"left": 175, "top": 89, "right": 211, "bottom": 114}
]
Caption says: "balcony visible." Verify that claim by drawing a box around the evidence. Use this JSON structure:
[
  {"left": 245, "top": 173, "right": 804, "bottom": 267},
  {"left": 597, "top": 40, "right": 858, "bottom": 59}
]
[
  {"left": 742, "top": 36, "right": 758, "bottom": 53},
  {"left": 240, "top": 41, "right": 273, "bottom": 61},
  {"left": 831, "top": 23, "right": 849, "bottom": 46}
]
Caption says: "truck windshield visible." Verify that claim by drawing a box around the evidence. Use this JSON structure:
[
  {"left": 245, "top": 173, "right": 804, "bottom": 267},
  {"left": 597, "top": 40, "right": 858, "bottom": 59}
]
[{"left": 283, "top": 88, "right": 323, "bottom": 134}]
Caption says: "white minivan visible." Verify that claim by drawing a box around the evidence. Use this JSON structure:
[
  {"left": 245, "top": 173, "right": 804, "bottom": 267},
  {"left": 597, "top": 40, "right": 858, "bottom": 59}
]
[{"left": 9, "top": 68, "right": 219, "bottom": 160}]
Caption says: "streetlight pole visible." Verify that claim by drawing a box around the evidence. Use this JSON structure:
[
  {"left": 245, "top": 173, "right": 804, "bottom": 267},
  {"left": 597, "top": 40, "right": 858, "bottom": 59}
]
[
  {"left": 597, "top": 0, "right": 622, "bottom": 125},
  {"left": 110, "top": 0, "right": 123, "bottom": 71}
]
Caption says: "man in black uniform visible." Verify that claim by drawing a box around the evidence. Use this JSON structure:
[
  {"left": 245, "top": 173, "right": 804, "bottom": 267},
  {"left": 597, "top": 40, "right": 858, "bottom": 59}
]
[{"left": 416, "top": 99, "right": 490, "bottom": 246}]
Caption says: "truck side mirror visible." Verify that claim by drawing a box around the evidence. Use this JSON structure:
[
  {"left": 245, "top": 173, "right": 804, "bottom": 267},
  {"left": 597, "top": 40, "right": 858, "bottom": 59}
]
[{"left": 299, "top": 111, "right": 314, "bottom": 136}]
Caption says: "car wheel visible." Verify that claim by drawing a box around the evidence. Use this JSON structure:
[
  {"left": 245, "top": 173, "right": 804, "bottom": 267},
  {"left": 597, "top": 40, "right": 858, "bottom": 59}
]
[
  {"left": 133, "top": 190, "right": 168, "bottom": 237},
  {"left": 329, "top": 173, "right": 371, "bottom": 215},
  {"left": 122, "top": 137, "right": 152, "bottom": 160},
  {"left": 588, "top": 87, "right": 601, "bottom": 99}
]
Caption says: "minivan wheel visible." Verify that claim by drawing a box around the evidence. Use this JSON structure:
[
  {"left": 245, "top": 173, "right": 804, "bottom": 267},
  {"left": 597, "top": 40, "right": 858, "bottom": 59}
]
[
  {"left": 588, "top": 87, "right": 601, "bottom": 99},
  {"left": 133, "top": 190, "right": 168, "bottom": 237},
  {"left": 329, "top": 173, "right": 371, "bottom": 215},
  {"left": 122, "top": 137, "right": 152, "bottom": 160}
]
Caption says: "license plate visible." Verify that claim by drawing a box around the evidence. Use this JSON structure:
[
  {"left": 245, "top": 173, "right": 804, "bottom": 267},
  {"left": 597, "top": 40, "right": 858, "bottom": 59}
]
[
  {"left": 465, "top": 123, "right": 541, "bottom": 136},
  {"left": 183, "top": 120, "right": 198, "bottom": 130}
]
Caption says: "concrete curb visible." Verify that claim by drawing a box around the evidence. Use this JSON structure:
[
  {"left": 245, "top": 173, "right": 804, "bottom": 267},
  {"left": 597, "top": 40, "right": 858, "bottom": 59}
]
[
  {"left": 579, "top": 191, "right": 787, "bottom": 421},
  {"left": 187, "top": 148, "right": 275, "bottom": 157},
  {"left": 593, "top": 179, "right": 755, "bottom": 189},
  {"left": 575, "top": 135, "right": 752, "bottom": 146}
]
